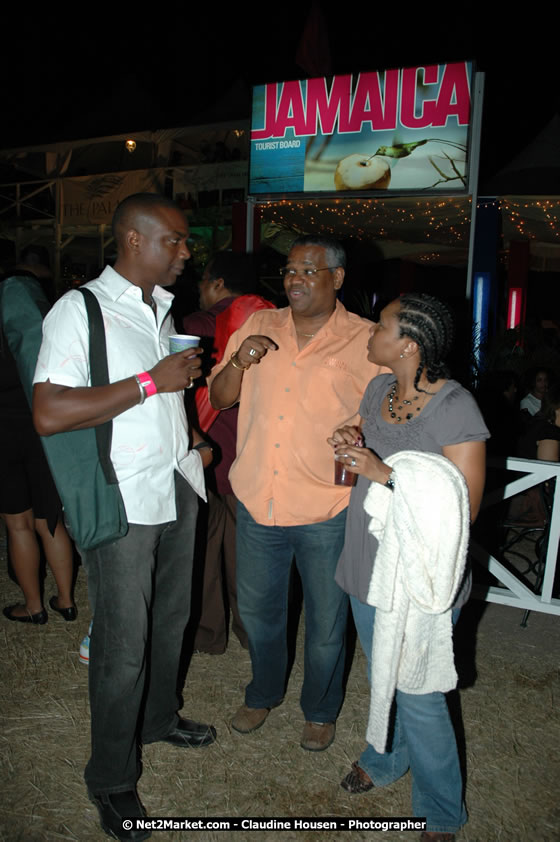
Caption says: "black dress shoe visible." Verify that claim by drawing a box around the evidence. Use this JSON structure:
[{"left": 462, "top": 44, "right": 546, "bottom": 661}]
[
  {"left": 3, "top": 604, "right": 48, "bottom": 624},
  {"left": 88, "top": 789, "right": 151, "bottom": 841},
  {"left": 160, "top": 717, "right": 217, "bottom": 748},
  {"left": 49, "top": 595, "right": 77, "bottom": 621}
]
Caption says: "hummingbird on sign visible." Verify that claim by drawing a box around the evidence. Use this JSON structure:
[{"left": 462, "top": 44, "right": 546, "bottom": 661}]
[{"left": 371, "top": 139, "right": 466, "bottom": 160}]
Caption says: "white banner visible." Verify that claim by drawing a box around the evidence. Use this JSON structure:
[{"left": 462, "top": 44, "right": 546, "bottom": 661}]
[{"left": 61, "top": 171, "right": 164, "bottom": 225}]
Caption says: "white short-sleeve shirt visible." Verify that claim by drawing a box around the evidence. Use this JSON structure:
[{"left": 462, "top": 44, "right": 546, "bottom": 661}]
[
  {"left": 520, "top": 393, "right": 541, "bottom": 416},
  {"left": 33, "top": 266, "right": 205, "bottom": 524}
]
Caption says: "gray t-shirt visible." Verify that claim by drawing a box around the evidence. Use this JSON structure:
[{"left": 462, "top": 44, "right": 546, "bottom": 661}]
[{"left": 335, "top": 373, "right": 490, "bottom": 602}]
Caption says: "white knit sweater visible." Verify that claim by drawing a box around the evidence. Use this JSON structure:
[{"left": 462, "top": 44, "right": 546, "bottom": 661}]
[{"left": 363, "top": 450, "right": 470, "bottom": 752}]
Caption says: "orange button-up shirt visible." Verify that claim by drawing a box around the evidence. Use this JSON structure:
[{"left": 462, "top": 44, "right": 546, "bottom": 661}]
[{"left": 208, "top": 301, "right": 382, "bottom": 526}]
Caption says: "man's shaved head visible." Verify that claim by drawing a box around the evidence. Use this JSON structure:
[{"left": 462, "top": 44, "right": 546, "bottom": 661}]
[
  {"left": 111, "top": 193, "right": 190, "bottom": 288},
  {"left": 112, "top": 193, "right": 182, "bottom": 250}
]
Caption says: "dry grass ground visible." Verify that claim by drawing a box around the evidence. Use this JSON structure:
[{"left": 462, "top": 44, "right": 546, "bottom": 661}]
[{"left": 0, "top": 528, "right": 559, "bottom": 842}]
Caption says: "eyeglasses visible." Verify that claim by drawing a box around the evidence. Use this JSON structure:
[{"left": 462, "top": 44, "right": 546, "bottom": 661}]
[{"left": 279, "top": 266, "right": 339, "bottom": 279}]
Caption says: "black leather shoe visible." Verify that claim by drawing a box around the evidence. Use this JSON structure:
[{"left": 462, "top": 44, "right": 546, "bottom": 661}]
[
  {"left": 49, "top": 595, "right": 77, "bottom": 621},
  {"left": 88, "top": 789, "right": 151, "bottom": 841},
  {"left": 3, "top": 604, "right": 48, "bottom": 624},
  {"left": 160, "top": 717, "right": 217, "bottom": 748}
]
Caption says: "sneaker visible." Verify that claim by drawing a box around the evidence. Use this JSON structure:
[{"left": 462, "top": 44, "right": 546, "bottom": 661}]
[{"left": 79, "top": 620, "right": 93, "bottom": 666}]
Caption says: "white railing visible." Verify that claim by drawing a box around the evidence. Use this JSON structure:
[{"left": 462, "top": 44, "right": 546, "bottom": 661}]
[{"left": 470, "top": 457, "right": 560, "bottom": 617}]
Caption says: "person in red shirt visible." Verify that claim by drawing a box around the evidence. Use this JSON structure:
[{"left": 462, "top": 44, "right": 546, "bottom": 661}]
[{"left": 184, "top": 252, "right": 274, "bottom": 654}]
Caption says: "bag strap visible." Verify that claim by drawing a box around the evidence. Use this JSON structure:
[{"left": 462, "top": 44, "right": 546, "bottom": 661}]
[{"left": 78, "top": 287, "right": 119, "bottom": 486}]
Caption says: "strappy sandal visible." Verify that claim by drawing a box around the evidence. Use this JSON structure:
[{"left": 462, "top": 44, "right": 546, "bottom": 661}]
[{"left": 340, "top": 761, "right": 374, "bottom": 793}]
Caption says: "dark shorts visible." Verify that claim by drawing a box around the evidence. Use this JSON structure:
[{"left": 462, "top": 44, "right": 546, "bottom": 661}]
[{"left": 0, "top": 412, "right": 61, "bottom": 524}]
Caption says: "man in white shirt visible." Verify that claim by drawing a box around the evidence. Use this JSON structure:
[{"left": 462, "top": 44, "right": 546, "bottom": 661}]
[{"left": 33, "top": 193, "right": 215, "bottom": 842}]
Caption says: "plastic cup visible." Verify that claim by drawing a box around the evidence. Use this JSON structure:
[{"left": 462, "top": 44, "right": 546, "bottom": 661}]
[
  {"left": 169, "top": 334, "right": 200, "bottom": 354},
  {"left": 334, "top": 457, "right": 357, "bottom": 487}
]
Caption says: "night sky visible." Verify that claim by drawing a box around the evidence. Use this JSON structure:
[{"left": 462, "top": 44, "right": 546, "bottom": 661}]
[{"left": 3, "top": 5, "right": 558, "bottom": 185}]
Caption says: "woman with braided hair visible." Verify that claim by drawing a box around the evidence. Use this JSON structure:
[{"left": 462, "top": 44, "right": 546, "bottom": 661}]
[{"left": 328, "top": 293, "right": 489, "bottom": 842}]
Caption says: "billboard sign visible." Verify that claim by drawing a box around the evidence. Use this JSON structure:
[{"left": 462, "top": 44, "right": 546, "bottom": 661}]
[{"left": 249, "top": 62, "right": 473, "bottom": 195}]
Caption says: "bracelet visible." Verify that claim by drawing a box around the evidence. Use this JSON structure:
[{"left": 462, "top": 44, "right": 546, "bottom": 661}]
[
  {"left": 193, "top": 442, "right": 213, "bottom": 452},
  {"left": 384, "top": 470, "right": 396, "bottom": 491},
  {"left": 136, "top": 371, "right": 157, "bottom": 398},
  {"left": 230, "top": 351, "right": 249, "bottom": 371},
  {"left": 134, "top": 374, "right": 147, "bottom": 405}
]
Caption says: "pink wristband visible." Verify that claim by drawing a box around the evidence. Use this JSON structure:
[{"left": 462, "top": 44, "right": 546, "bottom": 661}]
[{"left": 137, "top": 371, "right": 157, "bottom": 398}]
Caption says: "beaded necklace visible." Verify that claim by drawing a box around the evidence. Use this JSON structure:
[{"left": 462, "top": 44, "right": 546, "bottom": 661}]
[{"left": 387, "top": 382, "right": 431, "bottom": 423}]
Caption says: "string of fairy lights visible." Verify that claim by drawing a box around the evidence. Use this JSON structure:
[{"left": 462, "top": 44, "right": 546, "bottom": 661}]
[
  {"left": 499, "top": 197, "right": 560, "bottom": 241},
  {"left": 258, "top": 196, "right": 560, "bottom": 257},
  {"left": 260, "top": 197, "right": 472, "bottom": 245}
]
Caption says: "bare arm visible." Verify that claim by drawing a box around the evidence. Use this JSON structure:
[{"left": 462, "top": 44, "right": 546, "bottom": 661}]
[
  {"left": 191, "top": 428, "right": 214, "bottom": 469},
  {"left": 328, "top": 423, "right": 393, "bottom": 486},
  {"left": 209, "top": 334, "right": 277, "bottom": 410},
  {"left": 537, "top": 439, "right": 560, "bottom": 462},
  {"left": 33, "top": 348, "right": 203, "bottom": 436},
  {"left": 329, "top": 427, "right": 486, "bottom": 522},
  {"left": 34, "top": 378, "right": 141, "bottom": 434},
  {"left": 442, "top": 440, "right": 486, "bottom": 522}
]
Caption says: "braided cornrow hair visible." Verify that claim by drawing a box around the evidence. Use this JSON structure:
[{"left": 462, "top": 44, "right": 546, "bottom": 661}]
[{"left": 396, "top": 293, "right": 454, "bottom": 391}]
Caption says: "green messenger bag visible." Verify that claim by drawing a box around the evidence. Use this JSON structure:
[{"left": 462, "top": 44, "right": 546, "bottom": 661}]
[{"left": 0, "top": 276, "right": 128, "bottom": 551}]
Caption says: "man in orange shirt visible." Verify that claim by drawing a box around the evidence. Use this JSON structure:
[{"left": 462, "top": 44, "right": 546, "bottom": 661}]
[{"left": 209, "top": 235, "right": 381, "bottom": 752}]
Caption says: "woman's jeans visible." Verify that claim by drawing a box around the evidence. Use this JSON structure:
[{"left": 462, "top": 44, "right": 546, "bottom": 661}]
[
  {"left": 236, "top": 503, "right": 349, "bottom": 722},
  {"left": 82, "top": 473, "right": 198, "bottom": 794},
  {"left": 350, "top": 595, "right": 467, "bottom": 834}
]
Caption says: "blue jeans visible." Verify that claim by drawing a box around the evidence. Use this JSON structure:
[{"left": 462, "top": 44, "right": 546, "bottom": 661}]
[
  {"left": 350, "top": 595, "right": 467, "bottom": 834},
  {"left": 236, "top": 503, "right": 349, "bottom": 722},
  {"left": 82, "top": 473, "right": 198, "bottom": 794}
]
